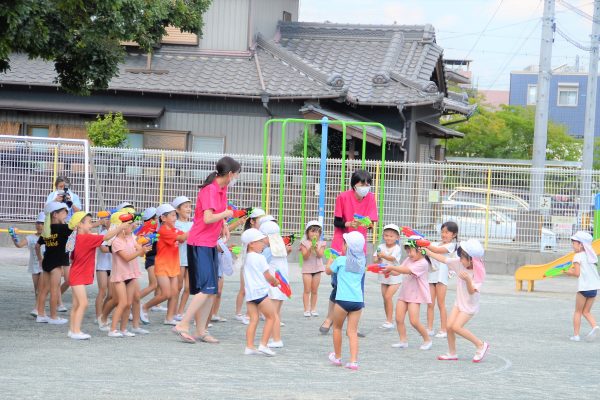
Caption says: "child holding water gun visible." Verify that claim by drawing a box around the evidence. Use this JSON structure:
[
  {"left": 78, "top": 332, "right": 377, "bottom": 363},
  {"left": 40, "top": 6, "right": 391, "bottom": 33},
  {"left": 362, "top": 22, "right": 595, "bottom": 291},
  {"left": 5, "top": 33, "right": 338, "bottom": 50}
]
[
  {"left": 138, "top": 207, "right": 160, "bottom": 323},
  {"left": 382, "top": 236, "right": 432, "bottom": 350},
  {"left": 372, "top": 224, "right": 402, "bottom": 329},
  {"left": 325, "top": 231, "right": 366, "bottom": 370},
  {"left": 9, "top": 212, "right": 45, "bottom": 317},
  {"left": 425, "top": 239, "right": 489, "bottom": 362},
  {"left": 299, "top": 220, "right": 326, "bottom": 317},
  {"left": 427, "top": 221, "right": 458, "bottom": 338},
  {"left": 172, "top": 196, "right": 193, "bottom": 321},
  {"left": 564, "top": 231, "right": 600, "bottom": 342}
]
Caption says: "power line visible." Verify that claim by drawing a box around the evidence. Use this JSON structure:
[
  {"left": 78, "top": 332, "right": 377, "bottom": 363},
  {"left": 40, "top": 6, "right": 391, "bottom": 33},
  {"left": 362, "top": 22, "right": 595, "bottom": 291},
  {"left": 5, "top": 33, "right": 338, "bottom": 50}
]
[
  {"left": 556, "top": 24, "right": 593, "bottom": 50},
  {"left": 463, "top": 0, "right": 505, "bottom": 60},
  {"left": 557, "top": 0, "right": 599, "bottom": 22}
]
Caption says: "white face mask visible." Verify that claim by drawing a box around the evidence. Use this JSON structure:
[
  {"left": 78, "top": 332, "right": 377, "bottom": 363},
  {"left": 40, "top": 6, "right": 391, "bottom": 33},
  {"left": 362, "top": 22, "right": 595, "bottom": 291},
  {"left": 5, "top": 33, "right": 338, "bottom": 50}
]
[
  {"left": 228, "top": 177, "right": 238, "bottom": 187},
  {"left": 355, "top": 186, "right": 370, "bottom": 198}
]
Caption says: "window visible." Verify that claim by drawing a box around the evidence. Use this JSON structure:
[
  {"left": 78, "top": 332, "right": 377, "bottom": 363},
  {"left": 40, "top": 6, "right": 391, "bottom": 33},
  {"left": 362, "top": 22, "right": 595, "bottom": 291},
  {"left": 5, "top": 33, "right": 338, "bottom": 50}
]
[
  {"left": 283, "top": 11, "right": 292, "bottom": 22},
  {"left": 192, "top": 136, "right": 224, "bottom": 154},
  {"left": 527, "top": 84, "right": 537, "bottom": 105},
  {"left": 28, "top": 126, "right": 49, "bottom": 137},
  {"left": 557, "top": 83, "right": 578, "bottom": 107},
  {"left": 125, "top": 132, "right": 144, "bottom": 149}
]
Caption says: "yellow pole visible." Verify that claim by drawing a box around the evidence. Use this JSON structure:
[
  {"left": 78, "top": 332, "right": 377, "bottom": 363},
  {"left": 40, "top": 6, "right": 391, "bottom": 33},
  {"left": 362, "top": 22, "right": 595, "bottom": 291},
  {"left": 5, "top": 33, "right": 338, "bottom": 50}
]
[
  {"left": 0, "top": 228, "right": 37, "bottom": 235},
  {"left": 159, "top": 152, "right": 165, "bottom": 204},
  {"left": 484, "top": 168, "right": 492, "bottom": 249},
  {"left": 52, "top": 145, "right": 58, "bottom": 188},
  {"left": 265, "top": 158, "right": 272, "bottom": 214},
  {"left": 373, "top": 162, "right": 380, "bottom": 245}
]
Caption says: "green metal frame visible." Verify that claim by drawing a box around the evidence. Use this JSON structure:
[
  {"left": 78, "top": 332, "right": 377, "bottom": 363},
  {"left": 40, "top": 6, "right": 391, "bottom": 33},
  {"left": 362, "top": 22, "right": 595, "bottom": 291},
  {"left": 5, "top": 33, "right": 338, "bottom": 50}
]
[{"left": 262, "top": 118, "right": 387, "bottom": 240}]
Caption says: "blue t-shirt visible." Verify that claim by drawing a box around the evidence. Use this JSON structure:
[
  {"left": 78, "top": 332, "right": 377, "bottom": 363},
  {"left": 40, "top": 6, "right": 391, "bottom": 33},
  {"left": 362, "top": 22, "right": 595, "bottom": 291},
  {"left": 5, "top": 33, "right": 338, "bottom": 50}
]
[{"left": 330, "top": 256, "right": 364, "bottom": 303}]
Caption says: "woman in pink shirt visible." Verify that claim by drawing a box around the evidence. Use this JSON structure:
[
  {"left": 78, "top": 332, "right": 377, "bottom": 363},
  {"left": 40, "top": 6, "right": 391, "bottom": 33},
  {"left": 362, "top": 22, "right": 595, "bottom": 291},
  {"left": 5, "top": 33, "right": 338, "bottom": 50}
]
[
  {"left": 320, "top": 170, "right": 378, "bottom": 334},
  {"left": 383, "top": 236, "right": 432, "bottom": 350},
  {"left": 172, "top": 156, "right": 240, "bottom": 344}
]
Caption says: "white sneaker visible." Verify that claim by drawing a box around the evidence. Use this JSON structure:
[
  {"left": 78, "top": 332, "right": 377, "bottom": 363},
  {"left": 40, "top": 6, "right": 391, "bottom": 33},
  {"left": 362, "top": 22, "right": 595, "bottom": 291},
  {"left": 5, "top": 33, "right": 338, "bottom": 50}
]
[
  {"left": 435, "top": 331, "right": 448, "bottom": 338},
  {"left": 30, "top": 309, "right": 38, "bottom": 317},
  {"left": 303, "top": 311, "right": 311, "bottom": 317},
  {"left": 128, "top": 313, "right": 133, "bottom": 321},
  {"left": 242, "top": 317, "right": 249, "bottom": 325},
  {"left": 163, "top": 319, "right": 177, "bottom": 326},
  {"left": 268, "top": 340, "right": 284, "bottom": 348},
  {"left": 260, "top": 314, "right": 265, "bottom": 321},
  {"left": 57, "top": 305, "right": 68, "bottom": 312},
  {"left": 311, "top": 310, "right": 319, "bottom": 317},
  {"left": 244, "top": 347, "right": 260, "bottom": 355},
  {"left": 207, "top": 323, "right": 214, "bottom": 328},
  {"left": 392, "top": 342, "right": 408, "bottom": 348},
  {"left": 48, "top": 317, "right": 68, "bottom": 325},
  {"left": 67, "top": 330, "right": 72, "bottom": 338},
  {"left": 121, "top": 330, "right": 136, "bottom": 337},
  {"left": 258, "top": 344, "right": 276, "bottom": 356},
  {"left": 427, "top": 330, "right": 435, "bottom": 336},
  {"left": 174, "top": 314, "right": 183, "bottom": 321},
  {"left": 152, "top": 305, "right": 168, "bottom": 312},
  {"left": 140, "top": 311, "right": 150, "bottom": 325},
  {"left": 70, "top": 332, "right": 91, "bottom": 340},
  {"left": 380, "top": 322, "right": 395, "bottom": 329},
  {"left": 150, "top": 306, "right": 161, "bottom": 312},
  {"left": 235, "top": 314, "right": 246, "bottom": 321},
  {"left": 586, "top": 326, "right": 600, "bottom": 342},
  {"left": 36, "top": 315, "right": 49, "bottom": 323},
  {"left": 98, "top": 319, "right": 110, "bottom": 332},
  {"left": 108, "top": 330, "right": 124, "bottom": 338},
  {"left": 420, "top": 341, "right": 433, "bottom": 350},
  {"left": 570, "top": 335, "right": 581, "bottom": 342},
  {"left": 280, "top": 321, "right": 285, "bottom": 327},
  {"left": 211, "top": 315, "right": 227, "bottom": 322},
  {"left": 131, "top": 327, "right": 149, "bottom": 335}
]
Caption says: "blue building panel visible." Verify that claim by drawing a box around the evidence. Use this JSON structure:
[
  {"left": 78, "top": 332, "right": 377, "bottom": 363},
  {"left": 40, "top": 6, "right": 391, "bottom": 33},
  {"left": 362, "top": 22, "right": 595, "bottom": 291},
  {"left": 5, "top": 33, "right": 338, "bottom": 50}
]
[{"left": 509, "top": 72, "right": 598, "bottom": 137}]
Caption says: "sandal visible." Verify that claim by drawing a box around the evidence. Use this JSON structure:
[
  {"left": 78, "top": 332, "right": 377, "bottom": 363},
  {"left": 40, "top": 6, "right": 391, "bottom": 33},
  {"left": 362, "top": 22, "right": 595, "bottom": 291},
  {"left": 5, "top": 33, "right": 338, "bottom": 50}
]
[
  {"left": 171, "top": 327, "right": 196, "bottom": 344},
  {"left": 195, "top": 333, "right": 220, "bottom": 344},
  {"left": 319, "top": 322, "right": 332, "bottom": 334},
  {"left": 437, "top": 353, "right": 458, "bottom": 361}
]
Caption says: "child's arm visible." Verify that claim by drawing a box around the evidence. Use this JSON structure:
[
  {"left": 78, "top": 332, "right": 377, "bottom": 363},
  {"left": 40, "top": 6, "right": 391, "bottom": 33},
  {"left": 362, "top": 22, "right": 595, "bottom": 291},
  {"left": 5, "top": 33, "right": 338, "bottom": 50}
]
[
  {"left": 458, "top": 271, "right": 478, "bottom": 294},
  {"left": 102, "top": 223, "right": 128, "bottom": 242},
  {"left": 424, "top": 248, "right": 448, "bottom": 264},
  {"left": 115, "top": 244, "right": 150, "bottom": 262},
  {"left": 300, "top": 243, "right": 311, "bottom": 258},
  {"left": 204, "top": 208, "right": 234, "bottom": 225},
  {"left": 13, "top": 237, "right": 28, "bottom": 248},
  {"left": 227, "top": 216, "right": 247, "bottom": 231},
  {"left": 382, "top": 263, "right": 411, "bottom": 276},
  {"left": 35, "top": 243, "right": 43, "bottom": 268},
  {"left": 325, "top": 256, "right": 335, "bottom": 275},
  {"left": 176, "top": 231, "right": 189, "bottom": 243},
  {"left": 263, "top": 271, "right": 279, "bottom": 286},
  {"left": 428, "top": 244, "right": 452, "bottom": 254},
  {"left": 315, "top": 242, "right": 325, "bottom": 258},
  {"left": 565, "top": 262, "right": 581, "bottom": 277},
  {"left": 99, "top": 245, "right": 111, "bottom": 254}
]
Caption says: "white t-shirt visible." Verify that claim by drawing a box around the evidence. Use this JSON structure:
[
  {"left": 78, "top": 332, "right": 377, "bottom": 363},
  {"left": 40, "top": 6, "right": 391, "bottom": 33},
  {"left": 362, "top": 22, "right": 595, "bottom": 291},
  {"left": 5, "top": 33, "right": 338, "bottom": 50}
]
[
  {"left": 27, "top": 234, "right": 43, "bottom": 274},
  {"left": 373, "top": 243, "right": 402, "bottom": 284},
  {"left": 429, "top": 241, "right": 457, "bottom": 284},
  {"left": 573, "top": 252, "right": 600, "bottom": 292},
  {"left": 268, "top": 255, "right": 289, "bottom": 301},
  {"left": 96, "top": 228, "right": 112, "bottom": 271},
  {"left": 244, "top": 252, "right": 270, "bottom": 301},
  {"left": 175, "top": 220, "right": 193, "bottom": 267},
  {"left": 447, "top": 258, "right": 482, "bottom": 315}
]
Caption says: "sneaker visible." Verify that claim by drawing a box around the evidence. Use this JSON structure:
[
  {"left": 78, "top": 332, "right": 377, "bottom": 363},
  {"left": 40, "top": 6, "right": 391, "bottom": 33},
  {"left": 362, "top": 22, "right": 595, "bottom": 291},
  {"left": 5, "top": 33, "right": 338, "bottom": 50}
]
[
  {"left": 67, "top": 330, "right": 72, "bottom": 338},
  {"left": 131, "top": 327, "right": 149, "bottom": 335},
  {"left": 57, "top": 305, "right": 68, "bottom": 312},
  {"left": 242, "top": 317, "right": 249, "bottom": 325},
  {"left": 30, "top": 309, "right": 38, "bottom": 317},
  {"left": 174, "top": 314, "right": 183, "bottom": 322},
  {"left": 70, "top": 332, "right": 91, "bottom": 340},
  {"left": 211, "top": 315, "right": 227, "bottom": 322},
  {"left": 128, "top": 313, "right": 133, "bottom": 321},
  {"left": 435, "top": 331, "right": 448, "bottom": 338},
  {"left": 427, "top": 329, "right": 435, "bottom": 336},
  {"left": 260, "top": 314, "right": 265, "bottom": 321},
  {"left": 108, "top": 330, "right": 124, "bottom": 338},
  {"left": 311, "top": 310, "right": 319, "bottom": 317},
  {"left": 235, "top": 314, "right": 246, "bottom": 321},
  {"left": 98, "top": 319, "right": 110, "bottom": 332},
  {"left": 438, "top": 353, "right": 459, "bottom": 361},
  {"left": 303, "top": 311, "right": 311, "bottom": 317},
  {"left": 48, "top": 317, "right": 68, "bottom": 325},
  {"left": 155, "top": 305, "right": 168, "bottom": 312},
  {"left": 140, "top": 312, "right": 150, "bottom": 325},
  {"left": 392, "top": 342, "right": 408, "bottom": 348},
  {"left": 150, "top": 306, "right": 161, "bottom": 312},
  {"left": 163, "top": 319, "right": 177, "bottom": 326},
  {"left": 328, "top": 352, "right": 342, "bottom": 366},
  {"left": 36, "top": 315, "right": 49, "bottom": 323},
  {"left": 420, "top": 341, "right": 433, "bottom": 351},
  {"left": 380, "top": 322, "right": 395, "bottom": 329},
  {"left": 280, "top": 321, "right": 285, "bottom": 327},
  {"left": 357, "top": 331, "right": 366, "bottom": 338},
  {"left": 208, "top": 323, "right": 214, "bottom": 328},
  {"left": 569, "top": 335, "right": 581, "bottom": 342},
  {"left": 345, "top": 362, "right": 359, "bottom": 371},
  {"left": 258, "top": 344, "right": 276, "bottom": 356},
  {"left": 268, "top": 340, "right": 284, "bottom": 348},
  {"left": 121, "top": 330, "right": 136, "bottom": 337},
  {"left": 244, "top": 347, "right": 260, "bottom": 355},
  {"left": 472, "top": 342, "right": 490, "bottom": 363},
  {"left": 586, "top": 326, "right": 600, "bottom": 342}
]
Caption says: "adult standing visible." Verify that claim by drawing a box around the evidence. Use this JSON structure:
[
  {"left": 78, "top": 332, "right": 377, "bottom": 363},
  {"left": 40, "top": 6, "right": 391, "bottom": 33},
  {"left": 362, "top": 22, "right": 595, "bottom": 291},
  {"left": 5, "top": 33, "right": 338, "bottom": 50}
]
[
  {"left": 172, "top": 156, "right": 240, "bottom": 343},
  {"left": 46, "top": 176, "right": 82, "bottom": 221},
  {"left": 320, "top": 169, "right": 378, "bottom": 334}
]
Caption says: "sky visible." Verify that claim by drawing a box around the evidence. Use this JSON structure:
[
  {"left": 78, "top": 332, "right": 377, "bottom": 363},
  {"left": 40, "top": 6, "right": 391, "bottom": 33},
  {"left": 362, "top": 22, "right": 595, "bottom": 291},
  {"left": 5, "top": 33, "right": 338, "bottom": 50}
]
[{"left": 298, "top": 0, "right": 594, "bottom": 91}]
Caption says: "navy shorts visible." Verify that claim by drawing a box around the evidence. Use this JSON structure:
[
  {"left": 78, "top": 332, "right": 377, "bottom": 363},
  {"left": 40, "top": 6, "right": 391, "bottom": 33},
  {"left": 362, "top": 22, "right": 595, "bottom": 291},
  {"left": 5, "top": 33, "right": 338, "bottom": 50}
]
[
  {"left": 188, "top": 245, "right": 219, "bottom": 295},
  {"left": 248, "top": 295, "right": 268, "bottom": 305},
  {"left": 144, "top": 254, "right": 156, "bottom": 270},
  {"left": 579, "top": 290, "right": 598, "bottom": 298},
  {"left": 335, "top": 300, "right": 364, "bottom": 313},
  {"left": 329, "top": 286, "right": 337, "bottom": 302}
]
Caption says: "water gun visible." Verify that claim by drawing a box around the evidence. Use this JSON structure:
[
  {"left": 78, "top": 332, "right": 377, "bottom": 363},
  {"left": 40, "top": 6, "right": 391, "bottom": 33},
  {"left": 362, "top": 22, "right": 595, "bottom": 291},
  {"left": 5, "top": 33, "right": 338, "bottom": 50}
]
[
  {"left": 282, "top": 233, "right": 297, "bottom": 246},
  {"left": 229, "top": 245, "right": 242, "bottom": 255},
  {"left": 7, "top": 226, "right": 19, "bottom": 242},
  {"left": 134, "top": 219, "right": 157, "bottom": 236},
  {"left": 137, "top": 232, "right": 159, "bottom": 246},
  {"left": 226, "top": 203, "right": 252, "bottom": 223},
  {"left": 324, "top": 248, "right": 340, "bottom": 260},
  {"left": 312, "top": 238, "right": 317, "bottom": 248},
  {"left": 274, "top": 270, "right": 292, "bottom": 298},
  {"left": 97, "top": 210, "right": 111, "bottom": 219},
  {"left": 119, "top": 212, "right": 143, "bottom": 223},
  {"left": 353, "top": 214, "right": 372, "bottom": 228},
  {"left": 367, "top": 263, "right": 390, "bottom": 278},
  {"left": 544, "top": 261, "right": 572, "bottom": 278},
  {"left": 401, "top": 226, "right": 426, "bottom": 239}
]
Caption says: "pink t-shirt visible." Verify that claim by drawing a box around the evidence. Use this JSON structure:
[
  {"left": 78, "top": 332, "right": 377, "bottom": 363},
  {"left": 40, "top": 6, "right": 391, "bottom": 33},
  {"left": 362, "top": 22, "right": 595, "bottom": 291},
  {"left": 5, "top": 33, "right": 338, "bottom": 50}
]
[
  {"left": 300, "top": 239, "right": 326, "bottom": 274},
  {"left": 110, "top": 235, "right": 142, "bottom": 283},
  {"left": 447, "top": 258, "right": 482, "bottom": 314},
  {"left": 188, "top": 180, "right": 228, "bottom": 247},
  {"left": 396, "top": 257, "right": 431, "bottom": 304},
  {"left": 331, "top": 190, "right": 378, "bottom": 254}
]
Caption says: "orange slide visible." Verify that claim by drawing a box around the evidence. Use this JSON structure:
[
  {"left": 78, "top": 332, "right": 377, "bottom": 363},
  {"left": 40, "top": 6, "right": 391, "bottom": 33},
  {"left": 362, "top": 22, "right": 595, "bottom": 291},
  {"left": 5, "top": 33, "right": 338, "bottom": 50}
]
[{"left": 515, "top": 240, "right": 600, "bottom": 292}]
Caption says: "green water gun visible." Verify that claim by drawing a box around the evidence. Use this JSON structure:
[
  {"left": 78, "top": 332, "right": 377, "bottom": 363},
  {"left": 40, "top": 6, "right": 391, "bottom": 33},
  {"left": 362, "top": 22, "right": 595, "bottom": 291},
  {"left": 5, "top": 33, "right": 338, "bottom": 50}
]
[{"left": 544, "top": 262, "right": 572, "bottom": 278}]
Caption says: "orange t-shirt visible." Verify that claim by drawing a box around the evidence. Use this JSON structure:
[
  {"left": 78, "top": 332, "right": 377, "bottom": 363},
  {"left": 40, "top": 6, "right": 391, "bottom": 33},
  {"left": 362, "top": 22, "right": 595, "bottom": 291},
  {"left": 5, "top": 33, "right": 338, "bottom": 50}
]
[{"left": 155, "top": 225, "right": 181, "bottom": 277}]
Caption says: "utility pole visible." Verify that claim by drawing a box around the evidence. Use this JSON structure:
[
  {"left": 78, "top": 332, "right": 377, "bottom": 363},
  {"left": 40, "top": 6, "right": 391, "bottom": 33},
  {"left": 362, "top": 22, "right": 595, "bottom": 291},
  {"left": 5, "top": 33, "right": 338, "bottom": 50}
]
[
  {"left": 531, "top": 0, "right": 555, "bottom": 212},
  {"left": 580, "top": 0, "right": 600, "bottom": 228}
]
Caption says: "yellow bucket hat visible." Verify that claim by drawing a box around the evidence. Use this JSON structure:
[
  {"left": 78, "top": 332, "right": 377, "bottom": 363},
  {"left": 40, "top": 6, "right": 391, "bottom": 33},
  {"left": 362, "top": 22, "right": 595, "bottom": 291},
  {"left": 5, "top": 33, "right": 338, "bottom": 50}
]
[
  {"left": 68, "top": 211, "right": 91, "bottom": 230},
  {"left": 110, "top": 211, "right": 128, "bottom": 225}
]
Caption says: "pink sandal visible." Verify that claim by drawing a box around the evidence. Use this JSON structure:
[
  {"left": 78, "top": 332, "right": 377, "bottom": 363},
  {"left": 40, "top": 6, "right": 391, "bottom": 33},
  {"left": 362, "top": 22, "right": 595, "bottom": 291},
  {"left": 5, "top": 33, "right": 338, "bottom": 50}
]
[
  {"left": 171, "top": 327, "right": 196, "bottom": 344},
  {"left": 437, "top": 353, "right": 458, "bottom": 361}
]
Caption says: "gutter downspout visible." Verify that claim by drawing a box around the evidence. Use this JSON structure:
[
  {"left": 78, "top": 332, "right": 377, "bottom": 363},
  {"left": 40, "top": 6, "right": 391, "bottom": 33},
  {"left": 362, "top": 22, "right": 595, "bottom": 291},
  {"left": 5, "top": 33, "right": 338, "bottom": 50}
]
[
  {"left": 254, "top": 51, "right": 273, "bottom": 154},
  {"left": 397, "top": 104, "right": 408, "bottom": 162}
]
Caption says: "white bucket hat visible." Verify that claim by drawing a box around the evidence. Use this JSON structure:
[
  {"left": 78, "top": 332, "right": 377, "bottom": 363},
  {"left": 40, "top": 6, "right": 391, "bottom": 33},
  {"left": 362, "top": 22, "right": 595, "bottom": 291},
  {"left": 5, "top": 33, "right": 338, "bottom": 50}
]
[
  {"left": 305, "top": 220, "right": 322, "bottom": 231},
  {"left": 142, "top": 207, "right": 157, "bottom": 221},
  {"left": 115, "top": 202, "right": 134, "bottom": 211},
  {"left": 258, "top": 215, "right": 276, "bottom": 227},
  {"left": 343, "top": 231, "right": 365, "bottom": 253},
  {"left": 44, "top": 201, "right": 68, "bottom": 214},
  {"left": 459, "top": 238, "right": 485, "bottom": 258},
  {"left": 156, "top": 203, "right": 176, "bottom": 216},
  {"left": 241, "top": 228, "right": 267, "bottom": 245},
  {"left": 260, "top": 220, "right": 280, "bottom": 235},
  {"left": 36, "top": 211, "right": 46, "bottom": 223},
  {"left": 571, "top": 231, "right": 597, "bottom": 263},
  {"left": 171, "top": 196, "right": 191, "bottom": 209},
  {"left": 382, "top": 224, "right": 401, "bottom": 236},
  {"left": 249, "top": 208, "right": 266, "bottom": 219}
]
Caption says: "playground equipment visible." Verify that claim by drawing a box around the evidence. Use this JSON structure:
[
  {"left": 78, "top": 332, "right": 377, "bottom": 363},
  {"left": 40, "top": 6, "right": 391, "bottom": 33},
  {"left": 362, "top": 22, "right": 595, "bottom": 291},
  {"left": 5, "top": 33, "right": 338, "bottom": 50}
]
[
  {"left": 261, "top": 117, "right": 387, "bottom": 242},
  {"left": 514, "top": 239, "right": 600, "bottom": 292}
]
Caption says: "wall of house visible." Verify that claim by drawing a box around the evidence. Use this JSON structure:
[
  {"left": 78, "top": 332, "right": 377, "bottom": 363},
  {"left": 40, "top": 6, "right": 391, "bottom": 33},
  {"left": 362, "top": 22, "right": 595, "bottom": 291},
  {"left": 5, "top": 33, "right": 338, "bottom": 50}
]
[
  {"left": 199, "top": 0, "right": 250, "bottom": 51},
  {"left": 252, "top": 0, "right": 299, "bottom": 39}
]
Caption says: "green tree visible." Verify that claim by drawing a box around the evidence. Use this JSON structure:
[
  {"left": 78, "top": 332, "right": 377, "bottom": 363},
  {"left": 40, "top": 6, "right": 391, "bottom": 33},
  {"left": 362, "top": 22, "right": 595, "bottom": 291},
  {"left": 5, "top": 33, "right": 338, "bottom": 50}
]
[
  {"left": 289, "top": 132, "right": 330, "bottom": 158},
  {"left": 0, "top": 0, "right": 211, "bottom": 95},
  {"left": 447, "top": 105, "right": 581, "bottom": 161},
  {"left": 86, "top": 112, "right": 129, "bottom": 147}
]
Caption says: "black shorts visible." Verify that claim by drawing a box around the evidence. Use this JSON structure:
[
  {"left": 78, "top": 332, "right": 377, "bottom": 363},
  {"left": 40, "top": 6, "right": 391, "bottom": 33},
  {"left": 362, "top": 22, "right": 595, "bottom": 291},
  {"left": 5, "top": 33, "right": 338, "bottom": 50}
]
[
  {"left": 42, "top": 264, "right": 64, "bottom": 273},
  {"left": 145, "top": 254, "right": 156, "bottom": 270},
  {"left": 96, "top": 270, "right": 111, "bottom": 277},
  {"left": 248, "top": 295, "right": 268, "bottom": 305},
  {"left": 124, "top": 278, "right": 133, "bottom": 285},
  {"left": 329, "top": 286, "right": 337, "bottom": 303},
  {"left": 188, "top": 245, "right": 219, "bottom": 295},
  {"left": 335, "top": 300, "right": 364, "bottom": 313},
  {"left": 579, "top": 290, "right": 598, "bottom": 298}
]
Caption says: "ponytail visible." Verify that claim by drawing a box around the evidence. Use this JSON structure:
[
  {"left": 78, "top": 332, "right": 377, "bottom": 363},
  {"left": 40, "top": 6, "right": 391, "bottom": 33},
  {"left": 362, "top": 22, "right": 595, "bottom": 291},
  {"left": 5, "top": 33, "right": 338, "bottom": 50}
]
[{"left": 199, "top": 156, "right": 241, "bottom": 189}]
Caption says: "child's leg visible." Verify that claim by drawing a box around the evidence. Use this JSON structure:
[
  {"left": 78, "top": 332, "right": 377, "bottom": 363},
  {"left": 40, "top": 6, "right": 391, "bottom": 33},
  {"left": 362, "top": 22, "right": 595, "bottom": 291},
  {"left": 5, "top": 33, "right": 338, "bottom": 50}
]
[
  {"left": 573, "top": 293, "right": 586, "bottom": 336},
  {"left": 271, "top": 300, "right": 283, "bottom": 342},
  {"left": 131, "top": 280, "right": 141, "bottom": 329},
  {"left": 101, "top": 282, "right": 117, "bottom": 324},
  {"left": 139, "top": 266, "right": 157, "bottom": 300},
  {"left": 395, "top": 300, "right": 408, "bottom": 342},
  {"left": 123, "top": 281, "right": 137, "bottom": 331},
  {"left": 166, "top": 277, "right": 179, "bottom": 321},
  {"left": 70, "top": 285, "right": 87, "bottom": 334},
  {"left": 321, "top": 299, "right": 335, "bottom": 328},
  {"left": 95, "top": 271, "right": 108, "bottom": 319},
  {"left": 436, "top": 283, "right": 448, "bottom": 333},
  {"left": 310, "top": 273, "right": 321, "bottom": 312},
  {"left": 177, "top": 269, "right": 190, "bottom": 316},
  {"left": 383, "top": 284, "right": 399, "bottom": 323},
  {"left": 36, "top": 271, "right": 50, "bottom": 316},
  {"left": 448, "top": 310, "right": 481, "bottom": 350},
  {"left": 210, "top": 277, "right": 224, "bottom": 318},
  {"left": 302, "top": 273, "right": 312, "bottom": 312},
  {"left": 332, "top": 303, "right": 348, "bottom": 358},
  {"left": 60, "top": 266, "right": 70, "bottom": 293},
  {"left": 49, "top": 268, "right": 63, "bottom": 319},
  {"left": 235, "top": 271, "right": 245, "bottom": 316},
  {"left": 143, "top": 276, "right": 171, "bottom": 312},
  {"left": 446, "top": 306, "right": 460, "bottom": 355},
  {"left": 582, "top": 297, "right": 598, "bottom": 329},
  {"left": 427, "top": 283, "right": 437, "bottom": 331},
  {"left": 407, "top": 303, "right": 430, "bottom": 342},
  {"left": 258, "top": 299, "right": 276, "bottom": 347},
  {"left": 346, "top": 309, "right": 363, "bottom": 363},
  {"left": 245, "top": 302, "right": 259, "bottom": 348},
  {"left": 111, "top": 282, "right": 127, "bottom": 332},
  {"left": 31, "top": 273, "right": 40, "bottom": 308}
]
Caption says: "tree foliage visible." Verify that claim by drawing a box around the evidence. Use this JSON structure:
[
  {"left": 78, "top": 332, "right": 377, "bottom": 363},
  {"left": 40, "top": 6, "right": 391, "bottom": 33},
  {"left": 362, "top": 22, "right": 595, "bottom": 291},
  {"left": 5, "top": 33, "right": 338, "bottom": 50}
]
[
  {"left": 86, "top": 112, "right": 129, "bottom": 147},
  {"left": 289, "top": 132, "right": 330, "bottom": 158},
  {"left": 447, "top": 105, "right": 581, "bottom": 161},
  {"left": 0, "top": 0, "right": 211, "bottom": 95}
]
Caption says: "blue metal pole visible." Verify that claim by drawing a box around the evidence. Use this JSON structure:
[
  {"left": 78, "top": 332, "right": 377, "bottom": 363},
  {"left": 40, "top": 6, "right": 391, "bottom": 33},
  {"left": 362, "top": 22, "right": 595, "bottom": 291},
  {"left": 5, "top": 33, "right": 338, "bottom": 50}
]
[{"left": 318, "top": 117, "right": 329, "bottom": 235}]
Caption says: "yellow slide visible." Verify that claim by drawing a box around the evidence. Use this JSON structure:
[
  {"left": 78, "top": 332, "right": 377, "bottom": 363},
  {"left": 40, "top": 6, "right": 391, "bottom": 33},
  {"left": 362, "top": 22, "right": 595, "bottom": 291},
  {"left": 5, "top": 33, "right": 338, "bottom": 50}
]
[{"left": 515, "top": 239, "right": 600, "bottom": 292}]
